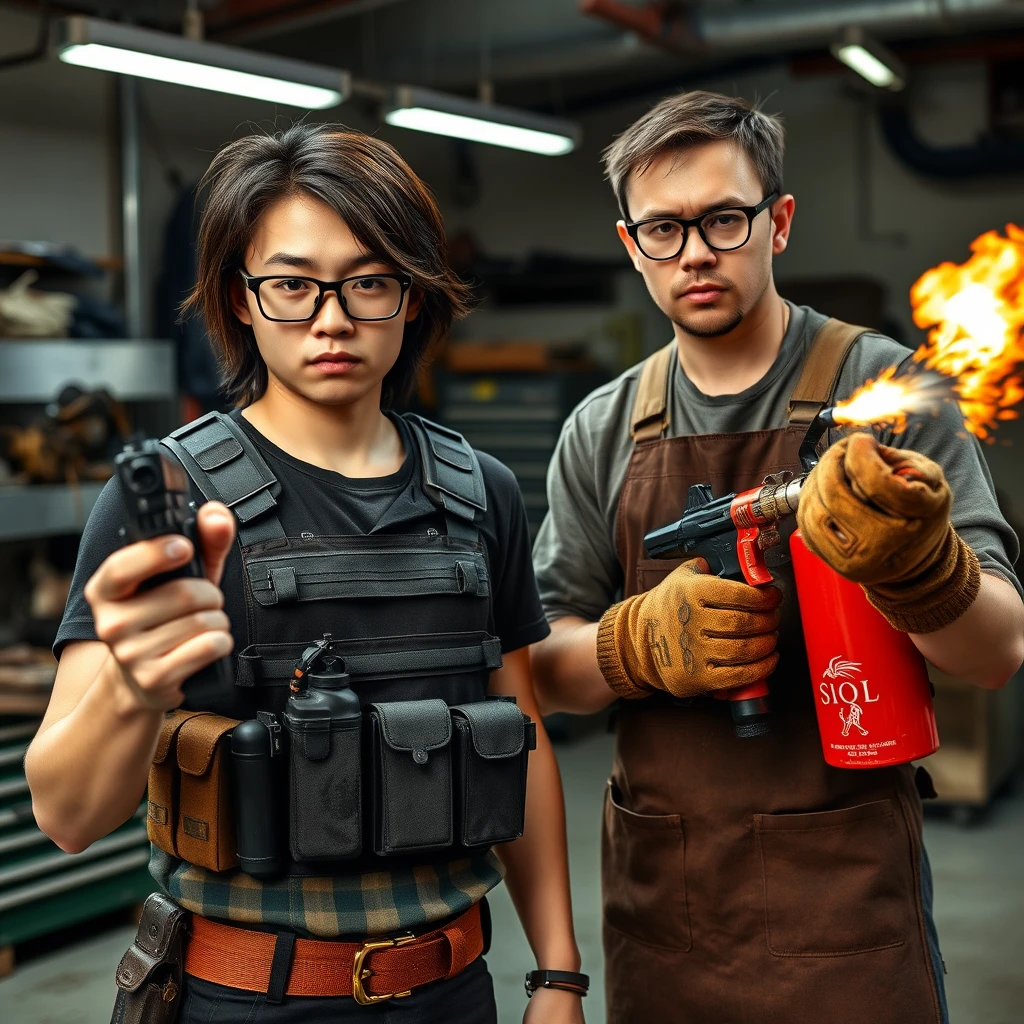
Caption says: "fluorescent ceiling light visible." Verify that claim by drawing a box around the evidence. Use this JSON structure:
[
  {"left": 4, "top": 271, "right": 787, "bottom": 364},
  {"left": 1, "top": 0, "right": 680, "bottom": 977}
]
[
  {"left": 54, "top": 17, "right": 349, "bottom": 109},
  {"left": 385, "top": 86, "right": 580, "bottom": 156},
  {"left": 831, "top": 27, "right": 906, "bottom": 92}
]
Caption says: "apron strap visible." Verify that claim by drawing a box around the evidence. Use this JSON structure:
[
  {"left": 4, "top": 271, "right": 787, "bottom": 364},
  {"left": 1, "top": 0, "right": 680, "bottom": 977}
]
[
  {"left": 787, "top": 318, "right": 872, "bottom": 426},
  {"left": 630, "top": 342, "right": 676, "bottom": 443}
]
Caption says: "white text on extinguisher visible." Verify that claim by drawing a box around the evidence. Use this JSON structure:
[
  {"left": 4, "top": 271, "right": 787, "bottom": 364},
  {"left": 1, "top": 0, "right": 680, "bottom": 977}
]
[{"left": 818, "top": 680, "right": 881, "bottom": 706}]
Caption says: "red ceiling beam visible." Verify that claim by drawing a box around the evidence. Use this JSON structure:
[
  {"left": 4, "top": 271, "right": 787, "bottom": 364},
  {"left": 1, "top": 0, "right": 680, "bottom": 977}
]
[{"left": 579, "top": 0, "right": 705, "bottom": 58}]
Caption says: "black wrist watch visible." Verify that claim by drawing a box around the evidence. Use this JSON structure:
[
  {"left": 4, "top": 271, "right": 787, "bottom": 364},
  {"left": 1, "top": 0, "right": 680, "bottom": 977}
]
[{"left": 524, "top": 970, "right": 590, "bottom": 998}]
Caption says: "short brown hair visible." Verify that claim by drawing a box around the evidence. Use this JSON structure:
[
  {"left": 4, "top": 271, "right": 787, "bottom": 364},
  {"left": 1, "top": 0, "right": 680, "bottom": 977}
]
[
  {"left": 184, "top": 123, "right": 472, "bottom": 408},
  {"left": 602, "top": 90, "right": 784, "bottom": 219}
]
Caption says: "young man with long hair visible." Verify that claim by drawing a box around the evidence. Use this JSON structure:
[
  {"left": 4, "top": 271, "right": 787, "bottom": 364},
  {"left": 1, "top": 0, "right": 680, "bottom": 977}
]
[{"left": 27, "top": 124, "right": 586, "bottom": 1024}]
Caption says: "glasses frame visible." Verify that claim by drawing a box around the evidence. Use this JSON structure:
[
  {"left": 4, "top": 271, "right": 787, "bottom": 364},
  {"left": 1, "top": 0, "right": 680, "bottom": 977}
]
[
  {"left": 625, "top": 193, "right": 780, "bottom": 261},
  {"left": 238, "top": 269, "right": 414, "bottom": 323}
]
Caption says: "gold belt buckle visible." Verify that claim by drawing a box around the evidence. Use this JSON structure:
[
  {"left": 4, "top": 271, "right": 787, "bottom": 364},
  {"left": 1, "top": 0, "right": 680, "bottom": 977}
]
[{"left": 351, "top": 933, "right": 418, "bottom": 1006}]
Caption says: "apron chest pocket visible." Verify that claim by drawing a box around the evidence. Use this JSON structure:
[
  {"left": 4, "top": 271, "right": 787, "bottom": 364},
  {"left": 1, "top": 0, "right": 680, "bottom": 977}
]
[
  {"left": 451, "top": 700, "right": 536, "bottom": 847},
  {"left": 754, "top": 799, "right": 911, "bottom": 957},
  {"left": 369, "top": 699, "right": 453, "bottom": 854}
]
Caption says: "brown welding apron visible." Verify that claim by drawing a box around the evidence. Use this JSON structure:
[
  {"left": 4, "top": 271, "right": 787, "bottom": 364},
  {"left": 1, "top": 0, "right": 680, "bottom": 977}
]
[{"left": 602, "top": 320, "right": 942, "bottom": 1024}]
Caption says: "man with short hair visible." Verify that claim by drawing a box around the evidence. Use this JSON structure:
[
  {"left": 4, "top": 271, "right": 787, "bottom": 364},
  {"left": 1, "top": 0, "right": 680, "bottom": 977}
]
[{"left": 530, "top": 90, "right": 1023, "bottom": 1023}]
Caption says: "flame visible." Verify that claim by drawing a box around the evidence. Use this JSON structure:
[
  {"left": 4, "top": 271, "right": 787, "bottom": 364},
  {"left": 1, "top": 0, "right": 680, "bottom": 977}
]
[{"left": 831, "top": 225, "right": 1024, "bottom": 439}]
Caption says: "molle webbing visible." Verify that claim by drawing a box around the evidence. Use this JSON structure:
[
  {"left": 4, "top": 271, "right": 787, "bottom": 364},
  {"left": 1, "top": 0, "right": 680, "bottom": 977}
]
[
  {"left": 161, "top": 412, "right": 285, "bottom": 546},
  {"left": 404, "top": 414, "right": 487, "bottom": 542},
  {"left": 235, "top": 634, "right": 503, "bottom": 688},
  {"left": 161, "top": 412, "right": 486, "bottom": 545}
]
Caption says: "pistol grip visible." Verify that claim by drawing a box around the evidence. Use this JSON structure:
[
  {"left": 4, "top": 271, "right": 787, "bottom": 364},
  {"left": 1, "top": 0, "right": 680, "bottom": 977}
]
[{"left": 736, "top": 527, "right": 773, "bottom": 586}]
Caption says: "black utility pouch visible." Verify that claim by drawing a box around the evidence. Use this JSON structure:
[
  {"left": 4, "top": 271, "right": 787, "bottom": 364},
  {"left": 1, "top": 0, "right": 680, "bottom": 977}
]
[
  {"left": 284, "top": 680, "right": 363, "bottom": 862},
  {"left": 369, "top": 699, "right": 453, "bottom": 854},
  {"left": 109, "top": 893, "right": 189, "bottom": 1024},
  {"left": 451, "top": 699, "right": 536, "bottom": 847}
]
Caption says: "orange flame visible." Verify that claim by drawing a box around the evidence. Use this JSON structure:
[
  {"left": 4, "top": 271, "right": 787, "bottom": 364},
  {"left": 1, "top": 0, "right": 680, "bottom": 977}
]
[{"left": 832, "top": 225, "right": 1024, "bottom": 440}]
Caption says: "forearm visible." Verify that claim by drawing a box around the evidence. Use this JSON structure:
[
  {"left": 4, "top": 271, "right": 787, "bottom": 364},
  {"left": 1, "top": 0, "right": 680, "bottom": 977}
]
[
  {"left": 530, "top": 617, "right": 616, "bottom": 715},
  {"left": 910, "top": 572, "right": 1024, "bottom": 689},
  {"left": 495, "top": 720, "right": 581, "bottom": 971},
  {"left": 26, "top": 654, "right": 162, "bottom": 852}
]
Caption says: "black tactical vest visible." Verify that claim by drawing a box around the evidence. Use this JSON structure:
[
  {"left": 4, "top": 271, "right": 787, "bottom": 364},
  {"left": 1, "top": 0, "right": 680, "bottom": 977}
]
[{"left": 159, "top": 411, "right": 533, "bottom": 878}]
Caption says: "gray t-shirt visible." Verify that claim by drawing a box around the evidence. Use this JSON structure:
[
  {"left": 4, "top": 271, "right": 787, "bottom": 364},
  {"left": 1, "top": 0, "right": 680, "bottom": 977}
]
[{"left": 534, "top": 302, "right": 1021, "bottom": 623}]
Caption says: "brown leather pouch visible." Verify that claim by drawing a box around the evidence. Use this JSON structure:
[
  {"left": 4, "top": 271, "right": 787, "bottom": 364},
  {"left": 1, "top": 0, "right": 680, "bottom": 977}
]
[
  {"left": 110, "top": 893, "right": 189, "bottom": 1024},
  {"left": 175, "top": 712, "right": 240, "bottom": 872},
  {"left": 147, "top": 710, "right": 208, "bottom": 856}
]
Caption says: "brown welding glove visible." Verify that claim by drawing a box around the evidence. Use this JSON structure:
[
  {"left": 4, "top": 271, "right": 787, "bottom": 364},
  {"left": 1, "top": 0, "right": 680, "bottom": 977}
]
[
  {"left": 596, "top": 558, "right": 783, "bottom": 700},
  {"left": 796, "top": 432, "right": 981, "bottom": 634}
]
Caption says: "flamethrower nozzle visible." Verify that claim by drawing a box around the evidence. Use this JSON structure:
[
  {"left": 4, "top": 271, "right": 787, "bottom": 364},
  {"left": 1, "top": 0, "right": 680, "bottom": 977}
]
[{"left": 797, "top": 407, "right": 838, "bottom": 471}]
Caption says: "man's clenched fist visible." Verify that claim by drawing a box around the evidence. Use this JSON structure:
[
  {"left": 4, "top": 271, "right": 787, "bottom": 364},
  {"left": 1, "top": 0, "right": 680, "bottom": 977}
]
[
  {"left": 596, "top": 558, "right": 782, "bottom": 700},
  {"left": 796, "top": 432, "right": 980, "bottom": 633}
]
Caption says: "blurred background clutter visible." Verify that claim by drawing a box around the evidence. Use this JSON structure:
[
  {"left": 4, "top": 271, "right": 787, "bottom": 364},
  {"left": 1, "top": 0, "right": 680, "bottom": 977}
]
[{"left": 1, "top": 1, "right": 1023, "bottom": 1020}]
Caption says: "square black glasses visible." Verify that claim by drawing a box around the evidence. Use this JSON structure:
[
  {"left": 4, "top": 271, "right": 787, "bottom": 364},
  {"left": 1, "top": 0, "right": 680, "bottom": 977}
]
[
  {"left": 625, "top": 193, "right": 780, "bottom": 261},
  {"left": 239, "top": 270, "right": 413, "bottom": 323}
]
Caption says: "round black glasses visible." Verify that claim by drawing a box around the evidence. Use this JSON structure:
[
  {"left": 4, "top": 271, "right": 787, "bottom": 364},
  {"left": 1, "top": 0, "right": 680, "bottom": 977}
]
[
  {"left": 239, "top": 270, "right": 413, "bottom": 323},
  {"left": 625, "top": 193, "right": 779, "bottom": 261}
]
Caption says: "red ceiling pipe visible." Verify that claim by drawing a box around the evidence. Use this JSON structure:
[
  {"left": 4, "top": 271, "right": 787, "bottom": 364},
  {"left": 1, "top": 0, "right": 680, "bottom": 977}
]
[{"left": 579, "top": 0, "right": 703, "bottom": 57}]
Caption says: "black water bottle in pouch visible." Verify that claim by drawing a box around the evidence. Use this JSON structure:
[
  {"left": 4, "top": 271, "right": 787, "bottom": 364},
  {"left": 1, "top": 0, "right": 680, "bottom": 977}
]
[
  {"left": 284, "top": 650, "right": 363, "bottom": 862},
  {"left": 231, "top": 713, "right": 285, "bottom": 879}
]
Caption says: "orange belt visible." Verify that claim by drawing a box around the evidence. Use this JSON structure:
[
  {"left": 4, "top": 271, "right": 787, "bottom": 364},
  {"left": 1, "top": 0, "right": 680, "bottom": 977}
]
[{"left": 184, "top": 902, "right": 484, "bottom": 1005}]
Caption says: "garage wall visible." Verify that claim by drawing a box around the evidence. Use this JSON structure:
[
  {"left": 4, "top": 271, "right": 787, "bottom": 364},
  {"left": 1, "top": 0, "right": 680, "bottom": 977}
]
[{"left": 2, "top": 6, "right": 1023, "bottom": 503}]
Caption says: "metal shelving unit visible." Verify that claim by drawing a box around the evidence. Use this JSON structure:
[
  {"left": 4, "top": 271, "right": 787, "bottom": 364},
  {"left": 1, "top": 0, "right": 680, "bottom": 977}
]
[
  {"left": 0, "top": 339, "right": 171, "bottom": 964},
  {"left": 0, "top": 339, "right": 175, "bottom": 403},
  {"left": 436, "top": 369, "right": 609, "bottom": 539},
  {"left": 0, "top": 483, "right": 106, "bottom": 542},
  {"left": 0, "top": 717, "right": 154, "bottom": 953}
]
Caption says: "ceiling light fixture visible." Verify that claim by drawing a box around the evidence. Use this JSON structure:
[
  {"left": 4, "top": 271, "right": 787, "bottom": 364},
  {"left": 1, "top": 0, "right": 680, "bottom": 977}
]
[
  {"left": 53, "top": 16, "right": 350, "bottom": 109},
  {"left": 831, "top": 26, "right": 907, "bottom": 92},
  {"left": 384, "top": 85, "right": 580, "bottom": 156}
]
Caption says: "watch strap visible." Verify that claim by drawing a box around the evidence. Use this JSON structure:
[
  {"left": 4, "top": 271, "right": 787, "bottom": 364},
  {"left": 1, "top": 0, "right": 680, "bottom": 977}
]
[{"left": 524, "top": 969, "right": 589, "bottom": 998}]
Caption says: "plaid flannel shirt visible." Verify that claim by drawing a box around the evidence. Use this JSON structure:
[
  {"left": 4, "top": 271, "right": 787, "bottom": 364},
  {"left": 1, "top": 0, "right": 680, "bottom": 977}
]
[{"left": 150, "top": 846, "right": 504, "bottom": 937}]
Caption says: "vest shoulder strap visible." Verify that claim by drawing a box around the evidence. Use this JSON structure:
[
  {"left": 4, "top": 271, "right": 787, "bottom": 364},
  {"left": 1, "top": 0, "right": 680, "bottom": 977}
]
[
  {"left": 629, "top": 342, "right": 676, "bottom": 443},
  {"left": 788, "top": 318, "right": 872, "bottom": 425},
  {"left": 161, "top": 411, "right": 285, "bottom": 546},
  {"left": 404, "top": 414, "right": 486, "bottom": 540}
]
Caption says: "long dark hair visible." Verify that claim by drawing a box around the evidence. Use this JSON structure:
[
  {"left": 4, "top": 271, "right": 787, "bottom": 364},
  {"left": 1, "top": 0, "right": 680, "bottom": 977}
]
[{"left": 184, "top": 123, "right": 472, "bottom": 408}]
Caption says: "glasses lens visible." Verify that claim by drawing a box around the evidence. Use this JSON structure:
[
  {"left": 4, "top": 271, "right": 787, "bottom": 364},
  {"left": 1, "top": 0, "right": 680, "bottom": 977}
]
[
  {"left": 636, "top": 221, "right": 684, "bottom": 259},
  {"left": 342, "top": 276, "right": 405, "bottom": 319},
  {"left": 701, "top": 209, "right": 750, "bottom": 250},
  {"left": 258, "top": 278, "right": 321, "bottom": 321}
]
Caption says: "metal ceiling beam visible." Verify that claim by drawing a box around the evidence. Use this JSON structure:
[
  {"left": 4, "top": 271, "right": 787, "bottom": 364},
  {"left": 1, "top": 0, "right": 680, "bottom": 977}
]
[
  {"left": 208, "top": 0, "right": 406, "bottom": 42},
  {"left": 582, "top": 0, "right": 1024, "bottom": 54}
]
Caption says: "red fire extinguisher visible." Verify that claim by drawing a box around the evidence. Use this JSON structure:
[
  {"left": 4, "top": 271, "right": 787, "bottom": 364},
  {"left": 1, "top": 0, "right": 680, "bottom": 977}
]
[{"left": 790, "top": 529, "right": 940, "bottom": 769}]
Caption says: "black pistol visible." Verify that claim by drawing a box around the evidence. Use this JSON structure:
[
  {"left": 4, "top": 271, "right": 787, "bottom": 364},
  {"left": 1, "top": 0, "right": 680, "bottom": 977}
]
[{"left": 115, "top": 438, "right": 233, "bottom": 705}]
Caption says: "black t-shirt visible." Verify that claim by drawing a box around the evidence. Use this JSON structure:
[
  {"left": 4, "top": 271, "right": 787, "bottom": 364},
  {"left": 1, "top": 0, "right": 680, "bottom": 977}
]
[{"left": 55, "top": 410, "right": 550, "bottom": 659}]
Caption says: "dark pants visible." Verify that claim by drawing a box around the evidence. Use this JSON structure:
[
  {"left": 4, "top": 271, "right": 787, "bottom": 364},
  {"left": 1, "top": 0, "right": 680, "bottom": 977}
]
[{"left": 180, "top": 957, "right": 497, "bottom": 1024}]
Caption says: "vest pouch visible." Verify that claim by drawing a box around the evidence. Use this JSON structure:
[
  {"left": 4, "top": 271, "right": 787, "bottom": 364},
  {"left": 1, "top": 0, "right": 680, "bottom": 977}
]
[
  {"left": 451, "top": 699, "right": 536, "bottom": 847},
  {"left": 283, "top": 680, "right": 363, "bottom": 862},
  {"left": 175, "top": 713, "right": 240, "bottom": 872},
  {"left": 369, "top": 699, "right": 453, "bottom": 855},
  {"left": 147, "top": 709, "right": 209, "bottom": 857}
]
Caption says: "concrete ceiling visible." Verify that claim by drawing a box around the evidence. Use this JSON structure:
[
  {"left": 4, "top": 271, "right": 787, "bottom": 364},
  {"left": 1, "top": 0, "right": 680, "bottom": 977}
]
[{"left": 6, "top": 0, "right": 1024, "bottom": 115}]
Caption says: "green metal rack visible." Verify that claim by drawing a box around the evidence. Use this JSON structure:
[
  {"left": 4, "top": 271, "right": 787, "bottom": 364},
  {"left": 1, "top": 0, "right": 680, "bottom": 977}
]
[{"left": 0, "top": 716, "right": 154, "bottom": 958}]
